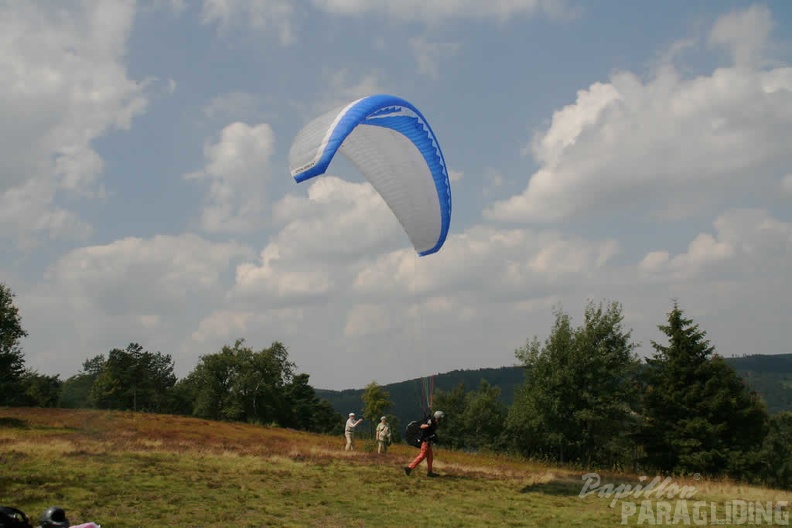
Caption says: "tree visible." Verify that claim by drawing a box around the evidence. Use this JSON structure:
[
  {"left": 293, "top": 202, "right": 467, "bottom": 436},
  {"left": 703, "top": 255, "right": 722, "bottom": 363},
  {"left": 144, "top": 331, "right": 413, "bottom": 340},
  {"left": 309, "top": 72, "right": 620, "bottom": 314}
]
[
  {"left": 59, "top": 355, "right": 105, "bottom": 409},
  {"left": 640, "top": 302, "right": 769, "bottom": 477},
  {"left": 185, "top": 339, "right": 296, "bottom": 425},
  {"left": 461, "top": 379, "right": 507, "bottom": 452},
  {"left": 506, "top": 300, "right": 640, "bottom": 466},
  {"left": 90, "top": 343, "right": 177, "bottom": 412},
  {"left": 21, "top": 372, "right": 62, "bottom": 407},
  {"left": 760, "top": 412, "right": 792, "bottom": 489},
  {"left": 0, "top": 283, "right": 29, "bottom": 406},
  {"left": 281, "top": 373, "right": 342, "bottom": 433},
  {"left": 433, "top": 382, "right": 468, "bottom": 449},
  {"left": 361, "top": 382, "right": 393, "bottom": 438}
]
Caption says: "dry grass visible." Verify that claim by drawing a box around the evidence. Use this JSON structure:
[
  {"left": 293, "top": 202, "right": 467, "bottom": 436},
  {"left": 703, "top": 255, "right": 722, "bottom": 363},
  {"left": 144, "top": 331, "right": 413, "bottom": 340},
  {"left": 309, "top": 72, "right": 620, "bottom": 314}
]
[{"left": 1, "top": 408, "right": 788, "bottom": 527}]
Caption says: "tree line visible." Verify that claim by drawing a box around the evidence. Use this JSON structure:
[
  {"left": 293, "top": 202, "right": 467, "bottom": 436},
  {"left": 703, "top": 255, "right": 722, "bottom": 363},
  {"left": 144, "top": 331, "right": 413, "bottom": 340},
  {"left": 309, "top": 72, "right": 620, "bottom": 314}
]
[
  {"left": 2, "top": 282, "right": 791, "bottom": 488},
  {"left": 427, "top": 300, "right": 791, "bottom": 489},
  {"left": 0, "top": 283, "right": 340, "bottom": 434}
]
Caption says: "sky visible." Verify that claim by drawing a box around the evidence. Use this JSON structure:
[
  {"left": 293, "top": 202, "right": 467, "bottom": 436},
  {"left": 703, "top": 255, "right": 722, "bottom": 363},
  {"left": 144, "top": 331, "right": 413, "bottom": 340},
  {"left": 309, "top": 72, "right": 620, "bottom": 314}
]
[{"left": 1, "top": 0, "right": 791, "bottom": 391}]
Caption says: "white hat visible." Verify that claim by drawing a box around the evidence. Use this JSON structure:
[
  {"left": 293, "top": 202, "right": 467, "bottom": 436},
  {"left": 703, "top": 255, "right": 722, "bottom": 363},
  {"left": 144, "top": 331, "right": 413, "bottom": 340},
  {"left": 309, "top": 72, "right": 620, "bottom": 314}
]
[
  {"left": 380, "top": 416, "right": 387, "bottom": 420},
  {"left": 349, "top": 412, "right": 355, "bottom": 416}
]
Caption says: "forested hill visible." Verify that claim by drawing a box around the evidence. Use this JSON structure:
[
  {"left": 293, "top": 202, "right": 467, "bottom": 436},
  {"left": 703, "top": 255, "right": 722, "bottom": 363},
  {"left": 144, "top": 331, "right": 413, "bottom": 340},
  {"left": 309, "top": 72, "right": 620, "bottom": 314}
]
[
  {"left": 316, "top": 366, "right": 526, "bottom": 428},
  {"left": 316, "top": 354, "right": 792, "bottom": 425},
  {"left": 727, "top": 354, "right": 792, "bottom": 413}
]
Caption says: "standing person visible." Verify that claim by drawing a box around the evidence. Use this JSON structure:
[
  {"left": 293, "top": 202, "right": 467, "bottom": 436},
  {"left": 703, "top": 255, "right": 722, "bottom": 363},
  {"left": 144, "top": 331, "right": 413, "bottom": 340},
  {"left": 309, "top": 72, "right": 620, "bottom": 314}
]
[
  {"left": 376, "top": 416, "right": 392, "bottom": 454},
  {"left": 344, "top": 412, "right": 363, "bottom": 451},
  {"left": 404, "top": 410, "right": 444, "bottom": 477}
]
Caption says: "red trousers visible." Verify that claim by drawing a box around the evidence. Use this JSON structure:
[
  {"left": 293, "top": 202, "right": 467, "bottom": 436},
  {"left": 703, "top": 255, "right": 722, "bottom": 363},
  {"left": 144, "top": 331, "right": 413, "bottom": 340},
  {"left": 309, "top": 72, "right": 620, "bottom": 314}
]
[{"left": 408, "top": 441, "right": 433, "bottom": 471}]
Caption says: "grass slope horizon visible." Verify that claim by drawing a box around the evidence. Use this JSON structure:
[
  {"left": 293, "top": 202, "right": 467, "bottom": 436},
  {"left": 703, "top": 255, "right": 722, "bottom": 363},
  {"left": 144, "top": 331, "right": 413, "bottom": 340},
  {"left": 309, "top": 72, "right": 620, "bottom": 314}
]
[{"left": 1, "top": 408, "right": 788, "bottom": 527}]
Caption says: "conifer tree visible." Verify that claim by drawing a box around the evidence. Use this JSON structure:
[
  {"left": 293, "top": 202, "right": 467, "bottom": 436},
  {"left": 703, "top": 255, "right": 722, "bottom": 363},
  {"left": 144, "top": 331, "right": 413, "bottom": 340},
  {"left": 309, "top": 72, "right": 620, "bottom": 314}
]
[{"left": 641, "top": 302, "right": 769, "bottom": 477}]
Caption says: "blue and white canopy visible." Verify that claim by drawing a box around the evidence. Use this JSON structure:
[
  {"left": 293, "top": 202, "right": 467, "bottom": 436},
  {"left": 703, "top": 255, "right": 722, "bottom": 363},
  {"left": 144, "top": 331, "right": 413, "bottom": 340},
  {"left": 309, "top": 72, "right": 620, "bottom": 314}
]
[{"left": 289, "top": 94, "right": 452, "bottom": 256}]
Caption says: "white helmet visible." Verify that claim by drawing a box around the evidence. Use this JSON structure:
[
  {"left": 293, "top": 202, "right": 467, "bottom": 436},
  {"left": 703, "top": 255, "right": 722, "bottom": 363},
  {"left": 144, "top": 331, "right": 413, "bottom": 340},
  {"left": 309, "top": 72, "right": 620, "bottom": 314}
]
[{"left": 433, "top": 410, "right": 445, "bottom": 421}]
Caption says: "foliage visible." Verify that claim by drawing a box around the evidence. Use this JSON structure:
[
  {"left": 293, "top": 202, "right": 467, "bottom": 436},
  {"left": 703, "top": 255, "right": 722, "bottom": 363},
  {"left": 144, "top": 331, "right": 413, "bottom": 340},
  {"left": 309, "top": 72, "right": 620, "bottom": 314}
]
[
  {"left": 183, "top": 339, "right": 295, "bottom": 424},
  {"left": 460, "top": 379, "right": 507, "bottom": 451},
  {"left": 760, "top": 412, "right": 792, "bottom": 489},
  {"left": 4, "top": 290, "right": 792, "bottom": 488},
  {"left": 506, "top": 300, "right": 640, "bottom": 466},
  {"left": 728, "top": 354, "right": 792, "bottom": 414},
  {"left": 57, "top": 355, "right": 105, "bottom": 409},
  {"left": 281, "top": 373, "right": 342, "bottom": 433},
  {"left": 318, "top": 366, "right": 527, "bottom": 432},
  {"left": 433, "top": 382, "right": 468, "bottom": 449},
  {"left": 433, "top": 380, "right": 507, "bottom": 451},
  {"left": 89, "top": 343, "right": 177, "bottom": 412},
  {"left": 640, "top": 302, "right": 769, "bottom": 478},
  {"left": 360, "top": 381, "right": 393, "bottom": 438},
  {"left": 0, "top": 283, "right": 28, "bottom": 406},
  {"left": 20, "top": 372, "right": 61, "bottom": 407}
]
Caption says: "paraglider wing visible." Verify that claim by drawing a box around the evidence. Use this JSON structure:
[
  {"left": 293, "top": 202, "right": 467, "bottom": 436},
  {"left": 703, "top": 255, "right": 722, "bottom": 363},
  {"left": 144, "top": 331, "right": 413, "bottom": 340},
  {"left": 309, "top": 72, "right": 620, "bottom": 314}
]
[{"left": 289, "top": 94, "right": 451, "bottom": 256}]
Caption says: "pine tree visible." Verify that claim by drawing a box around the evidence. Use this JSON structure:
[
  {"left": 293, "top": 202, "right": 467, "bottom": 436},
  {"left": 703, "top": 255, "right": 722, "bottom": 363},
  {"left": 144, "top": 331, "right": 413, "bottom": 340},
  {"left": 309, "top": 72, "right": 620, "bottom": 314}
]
[{"left": 641, "top": 302, "right": 769, "bottom": 477}]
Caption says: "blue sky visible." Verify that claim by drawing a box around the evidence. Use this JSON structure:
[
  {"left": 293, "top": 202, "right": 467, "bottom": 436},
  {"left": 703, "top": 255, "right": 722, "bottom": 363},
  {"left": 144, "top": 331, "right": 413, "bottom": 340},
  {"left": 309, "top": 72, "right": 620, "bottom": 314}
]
[{"left": 1, "top": 0, "right": 791, "bottom": 390}]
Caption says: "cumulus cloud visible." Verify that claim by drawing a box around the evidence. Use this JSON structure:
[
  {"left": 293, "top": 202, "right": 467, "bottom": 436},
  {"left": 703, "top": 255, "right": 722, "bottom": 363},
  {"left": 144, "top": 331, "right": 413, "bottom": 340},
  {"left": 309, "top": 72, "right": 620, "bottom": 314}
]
[
  {"left": 708, "top": 4, "right": 774, "bottom": 67},
  {"left": 0, "top": 0, "right": 148, "bottom": 246},
  {"left": 191, "top": 308, "right": 303, "bottom": 344},
  {"left": 639, "top": 208, "right": 792, "bottom": 279},
  {"left": 231, "top": 176, "right": 405, "bottom": 303},
  {"left": 43, "top": 234, "right": 251, "bottom": 314},
  {"left": 185, "top": 122, "right": 275, "bottom": 234},
  {"left": 21, "top": 234, "right": 253, "bottom": 375},
  {"left": 352, "top": 225, "right": 621, "bottom": 300},
  {"left": 272, "top": 176, "right": 406, "bottom": 258},
  {"left": 485, "top": 6, "right": 792, "bottom": 224}
]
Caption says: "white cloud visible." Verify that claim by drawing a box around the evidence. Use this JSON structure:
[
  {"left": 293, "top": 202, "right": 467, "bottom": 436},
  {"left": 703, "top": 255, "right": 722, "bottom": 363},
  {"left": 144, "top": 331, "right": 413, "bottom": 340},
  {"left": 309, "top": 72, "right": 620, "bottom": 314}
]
[
  {"left": 410, "top": 37, "right": 461, "bottom": 79},
  {"left": 352, "top": 225, "right": 621, "bottom": 299},
  {"left": 485, "top": 6, "right": 792, "bottom": 224},
  {"left": 0, "top": 0, "right": 148, "bottom": 246},
  {"left": 146, "top": 0, "right": 187, "bottom": 15},
  {"left": 708, "top": 4, "right": 773, "bottom": 68},
  {"left": 234, "top": 246, "right": 334, "bottom": 300},
  {"left": 20, "top": 234, "right": 252, "bottom": 375},
  {"left": 312, "top": 0, "right": 570, "bottom": 22},
  {"left": 185, "top": 122, "right": 275, "bottom": 234},
  {"left": 782, "top": 174, "right": 792, "bottom": 194},
  {"left": 202, "top": 92, "right": 261, "bottom": 122},
  {"left": 231, "top": 176, "right": 405, "bottom": 303},
  {"left": 640, "top": 208, "right": 792, "bottom": 280},
  {"left": 191, "top": 308, "right": 303, "bottom": 344},
  {"left": 43, "top": 234, "right": 251, "bottom": 314},
  {"left": 344, "top": 304, "right": 391, "bottom": 337},
  {"left": 317, "top": 70, "right": 386, "bottom": 114},
  {"left": 271, "top": 176, "right": 406, "bottom": 258},
  {"left": 201, "top": 0, "right": 295, "bottom": 46}
]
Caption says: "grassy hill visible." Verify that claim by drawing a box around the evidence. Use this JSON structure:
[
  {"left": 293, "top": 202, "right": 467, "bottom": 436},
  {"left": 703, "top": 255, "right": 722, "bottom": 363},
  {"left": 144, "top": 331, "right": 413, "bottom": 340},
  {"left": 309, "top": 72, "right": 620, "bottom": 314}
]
[
  {"left": 317, "top": 354, "right": 792, "bottom": 425},
  {"left": 1, "top": 408, "right": 787, "bottom": 527}
]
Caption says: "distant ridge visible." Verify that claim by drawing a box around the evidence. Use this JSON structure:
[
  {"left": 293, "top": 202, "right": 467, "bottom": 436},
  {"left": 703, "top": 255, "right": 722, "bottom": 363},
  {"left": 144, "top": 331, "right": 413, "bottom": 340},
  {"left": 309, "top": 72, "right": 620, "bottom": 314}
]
[{"left": 316, "top": 354, "right": 792, "bottom": 425}]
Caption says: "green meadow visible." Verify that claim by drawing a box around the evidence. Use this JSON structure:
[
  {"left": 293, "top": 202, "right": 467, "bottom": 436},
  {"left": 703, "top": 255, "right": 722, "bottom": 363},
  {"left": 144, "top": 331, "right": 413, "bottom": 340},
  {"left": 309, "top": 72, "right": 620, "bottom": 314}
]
[{"left": 1, "top": 408, "right": 789, "bottom": 527}]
